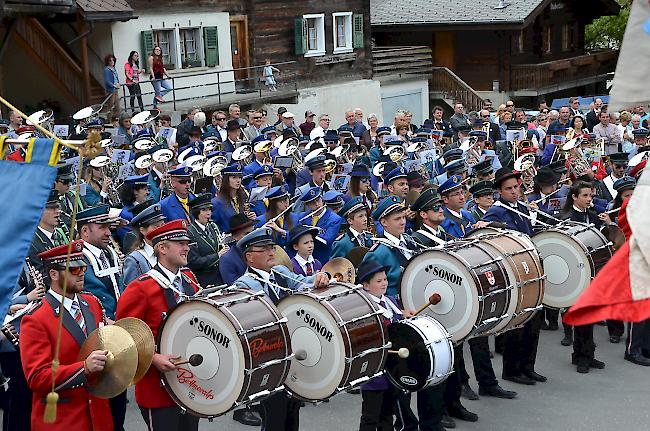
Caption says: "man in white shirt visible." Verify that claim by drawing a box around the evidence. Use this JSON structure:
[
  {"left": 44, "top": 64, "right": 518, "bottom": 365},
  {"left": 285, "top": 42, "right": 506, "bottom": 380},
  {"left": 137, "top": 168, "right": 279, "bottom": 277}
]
[
  {"left": 593, "top": 111, "right": 622, "bottom": 154},
  {"left": 309, "top": 114, "right": 331, "bottom": 140}
]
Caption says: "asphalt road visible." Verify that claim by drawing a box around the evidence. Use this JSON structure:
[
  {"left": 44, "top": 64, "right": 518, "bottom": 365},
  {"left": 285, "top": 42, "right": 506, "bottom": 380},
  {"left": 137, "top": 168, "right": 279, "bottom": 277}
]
[{"left": 125, "top": 325, "right": 649, "bottom": 430}]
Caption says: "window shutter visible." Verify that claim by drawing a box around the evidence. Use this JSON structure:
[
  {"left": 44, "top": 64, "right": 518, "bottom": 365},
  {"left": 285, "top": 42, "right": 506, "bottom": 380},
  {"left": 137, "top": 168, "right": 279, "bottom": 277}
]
[
  {"left": 295, "top": 17, "right": 307, "bottom": 55},
  {"left": 141, "top": 30, "right": 154, "bottom": 63},
  {"left": 353, "top": 14, "right": 364, "bottom": 49},
  {"left": 203, "top": 26, "right": 219, "bottom": 67}
]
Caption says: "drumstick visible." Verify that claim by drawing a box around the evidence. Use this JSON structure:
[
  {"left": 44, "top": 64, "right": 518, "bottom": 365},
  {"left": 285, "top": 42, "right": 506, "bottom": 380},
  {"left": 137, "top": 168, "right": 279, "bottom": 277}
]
[
  {"left": 528, "top": 179, "right": 570, "bottom": 203},
  {"left": 388, "top": 348, "right": 410, "bottom": 359},
  {"left": 605, "top": 206, "right": 621, "bottom": 214},
  {"left": 172, "top": 354, "right": 203, "bottom": 367},
  {"left": 414, "top": 293, "right": 442, "bottom": 316}
]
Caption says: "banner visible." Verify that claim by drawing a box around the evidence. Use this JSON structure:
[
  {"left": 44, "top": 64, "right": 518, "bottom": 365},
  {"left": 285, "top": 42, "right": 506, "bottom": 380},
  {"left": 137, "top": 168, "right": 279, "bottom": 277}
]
[{"left": 0, "top": 138, "right": 60, "bottom": 322}]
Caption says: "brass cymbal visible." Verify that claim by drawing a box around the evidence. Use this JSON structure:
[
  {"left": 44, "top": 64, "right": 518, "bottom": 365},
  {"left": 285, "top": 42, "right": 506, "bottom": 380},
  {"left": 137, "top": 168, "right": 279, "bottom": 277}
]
[
  {"left": 346, "top": 246, "right": 369, "bottom": 269},
  {"left": 323, "top": 257, "right": 356, "bottom": 283},
  {"left": 115, "top": 317, "right": 155, "bottom": 385},
  {"left": 273, "top": 245, "right": 293, "bottom": 270},
  {"left": 78, "top": 325, "right": 138, "bottom": 399}
]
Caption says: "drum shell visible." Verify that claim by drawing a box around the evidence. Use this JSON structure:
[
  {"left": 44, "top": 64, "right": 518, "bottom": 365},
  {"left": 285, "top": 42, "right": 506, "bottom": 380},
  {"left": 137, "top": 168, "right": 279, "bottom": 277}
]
[{"left": 279, "top": 283, "right": 388, "bottom": 401}]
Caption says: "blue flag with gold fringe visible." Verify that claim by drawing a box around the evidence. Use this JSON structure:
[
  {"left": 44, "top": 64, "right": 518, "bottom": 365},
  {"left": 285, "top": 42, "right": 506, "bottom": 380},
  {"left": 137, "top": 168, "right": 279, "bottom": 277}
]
[{"left": 0, "top": 137, "right": 61, "bottom": 321}]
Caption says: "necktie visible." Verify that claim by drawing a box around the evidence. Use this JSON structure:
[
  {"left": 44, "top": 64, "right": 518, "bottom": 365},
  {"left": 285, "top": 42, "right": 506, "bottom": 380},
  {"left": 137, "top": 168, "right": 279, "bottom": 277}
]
[
  {"left": 267, "top": 274, "right": 280, "bottom": 302},
  {"left": 357, "top": 234, "right": 366, "bottom": 248},
  {"left": 99, "top": 251, "right": 109, "bottom": 270},
  {"left": 306, "top": 262, "right": 313, "bottom": 276},
  {"left": 399, "top": 240, "right": 412, "bottom": 259},
  {"left": 312, "top": 213, "right": 321, "bottom": 226},
  {"left": 178, "top": 196, "right": 190, "bottom": 220},
  {"left": 172, "top": 275, "right": 184, "bottom": 303},
  {"left": 71, "top": 301, "right": 86, "bottom": 334}
]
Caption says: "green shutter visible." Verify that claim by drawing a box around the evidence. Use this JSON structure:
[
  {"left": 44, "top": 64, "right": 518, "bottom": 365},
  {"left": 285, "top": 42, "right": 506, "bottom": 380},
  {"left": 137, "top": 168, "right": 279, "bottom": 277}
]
[
  {"left": 203, "top": 26, "right": 219, "bottom": 67},
  {"left": 353, "top": 14, "right": 364, "bottom": 49},
  {"left": 141, "top": 30, "right": 154, "bottom": 63},
  {"left": 295, "top": 17, "right": 307, "bottom": 55}
]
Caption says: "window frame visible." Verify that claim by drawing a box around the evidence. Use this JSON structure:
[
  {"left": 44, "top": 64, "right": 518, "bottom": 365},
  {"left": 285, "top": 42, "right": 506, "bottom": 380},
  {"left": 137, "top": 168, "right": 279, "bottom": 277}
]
[
  {"left": 178, "top": 27, "right": 204, "bottom": 69},
  {"left": 332, "top": 12, "right": 353, "bottom": 54},
  {"left": 152, "top": 28, "right": 176, "bottom": 70},
  {"left": 561, "top": 24, "right": 571, "bottom": 52},
  {"left": 303, "top": 13, "right": 325, "bottom": 58},
  {"left": 543, "top": 26, "right": 552, "bottom": 55}
]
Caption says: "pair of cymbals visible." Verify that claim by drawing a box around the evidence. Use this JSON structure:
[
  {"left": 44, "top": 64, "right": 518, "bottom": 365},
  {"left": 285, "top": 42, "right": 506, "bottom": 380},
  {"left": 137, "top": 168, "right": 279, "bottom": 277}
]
[
  {"left": 78, "top": 318, "right": 154, "bottom": 399},
  {"left": 323, "top": 257, "right": 356, "bottom": 283}
]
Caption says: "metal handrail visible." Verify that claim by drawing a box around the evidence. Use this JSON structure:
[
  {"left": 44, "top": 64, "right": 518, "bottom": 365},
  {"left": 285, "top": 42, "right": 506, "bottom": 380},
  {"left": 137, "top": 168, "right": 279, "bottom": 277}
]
[{"left": 119, "top": 60, "right": 297, "bottom": 112}]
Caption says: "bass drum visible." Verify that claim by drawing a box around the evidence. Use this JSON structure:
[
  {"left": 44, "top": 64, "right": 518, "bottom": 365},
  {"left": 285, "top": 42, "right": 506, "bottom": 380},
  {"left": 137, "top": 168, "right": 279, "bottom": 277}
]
[
  {"left": 400, "top": 240, "right": 513, "bottom": 343},
  {"left": 385, "top": 316, "right": 454, "bottom": 391},
  {"left": 532, "top": 221, "right": 613, "bottom": 309},
  {"left": 277, "top": 282, "right": 389, "bottom": 401},
  {"left": 467, "top": 228, "right": 544, "bottom": 332},
  {"left": 158, "top": 289, "right": 291, "bottom": 418}
]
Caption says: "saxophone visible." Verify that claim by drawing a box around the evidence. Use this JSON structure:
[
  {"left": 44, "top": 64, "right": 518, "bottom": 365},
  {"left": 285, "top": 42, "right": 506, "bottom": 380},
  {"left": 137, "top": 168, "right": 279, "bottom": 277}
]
[{"left": 2, "top": 260, "right": 45, "bottom": 349}]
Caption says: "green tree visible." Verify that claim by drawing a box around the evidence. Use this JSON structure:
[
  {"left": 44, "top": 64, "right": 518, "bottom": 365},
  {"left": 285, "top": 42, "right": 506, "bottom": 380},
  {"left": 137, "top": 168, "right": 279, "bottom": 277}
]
[{"left": 585, "top": 0, "right": 631, "bottom": 50}]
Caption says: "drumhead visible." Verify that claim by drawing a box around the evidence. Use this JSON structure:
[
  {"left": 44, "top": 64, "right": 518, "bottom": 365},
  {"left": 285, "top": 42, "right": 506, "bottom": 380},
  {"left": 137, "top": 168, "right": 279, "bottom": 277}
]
[
  {"left": 400, "top": 250, "right": 479, "bottom": 342},
  {"left": 158, "top": 299, "right": 245, "bottom": 417},
  {"left": 532, "top": 230, "right": 591, "bottom": 308},
  {"left": 386, "top": 318, "right": 434, "bottom": 391},
  {"left": 278, "top": 294, "right": 346, "bottom": 401}
]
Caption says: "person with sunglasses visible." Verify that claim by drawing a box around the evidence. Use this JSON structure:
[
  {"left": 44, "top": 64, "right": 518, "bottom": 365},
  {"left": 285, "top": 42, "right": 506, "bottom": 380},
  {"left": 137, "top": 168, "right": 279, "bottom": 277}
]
[
  {"left": 21, "top": 240, "right": 114, "bottom": 431},
  {"left": 159, "top": 166, "right": 195, "bottom": 224}
]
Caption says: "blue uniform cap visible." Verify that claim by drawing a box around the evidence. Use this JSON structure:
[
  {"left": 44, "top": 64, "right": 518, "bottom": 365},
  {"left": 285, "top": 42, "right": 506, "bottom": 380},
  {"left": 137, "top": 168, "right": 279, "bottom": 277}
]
[
  {"left": 323, "top": 190, "right": 344, "bottom": 207},
  {"left": 383, "top": 166, "right": 408, "bottom": 185},
  {"left": 438, "top": 175, "right": 464, "bottom": 195},
  {"left": 323, "top": 129, "right": 340, "bottom": 143},
  {"left": 124, "top": 174, "right": 150, "bottom": 186},
  {"left": 445, "top": 159, "right": 467, "bottom": 174},
  {"left": 613, "top": 176, "right": 636, "bottom": 193},
  {"left": 261, "top": 125, "right": 276, "bottom": 135},
  {"left": 414, "top": 128, "right": 431, "bottom": 136},
  {"left": 130, "top": 203, "right": 164, "bottom": 227},
  {"left": 253, "top": 164, "right": 274, "bottom": 179},
  {"left": 371, "top": 195, "right": 405, "bottom": 220},
  {"left": 287, "top": 225, "right": 320, "bottom": 247},
  {"left": 339, "top": 196, "right": 367, "bottom": 219},
  {"left": 86, "top": 118, "right": 104, "bottom": 128},
  {"left": 168, "top": 165, "right": 192, "bottom": 177},
  {"left": 300, "top": 186, "right": 322, "bottom": 203},
  {"left": 188, "top": 193, "right": 213, "bottom": 210},
  {"left": 632, "top": 128, "right": 649, "bottom": 138},
  {"left": 251, "top": 134, "right": 271, "bottom": 146},
  {"left": 77, "top": 204, "right": 112, "bottom": 226},
  {"left": 356, "top": 259, "right": 391, "bottom": 284},
  {"left": 306, "top": 154, "right": 327, "bottom": 170},
  {"left": 376, "top": 126, "right": 391, "bottom": 136},
  {"left": 265, "top": 185, "right": 290, "bottom": 200},
  {"left": 201, "top": 130, "right": 220, "bottom": 140},
  {"left": 237, "top": 227, "right": 276, "bottom": 250},
  {"left": 350, "top": 163, "right": 371, "bottom": 178},
  {"left": 468, "top": 180, "right": 495, "bottom": 197},
  {"left": 442, "top": 148, "right": 463, "bottom": 161},
  {"left": 221, "top": 163, "right": 245, "bottom": 176},
  {"left": 338, "top": 125, "right": 353, "bottom": 137},
  {"left": 469, "top": 130, "right": 488, "bottom": 139}
]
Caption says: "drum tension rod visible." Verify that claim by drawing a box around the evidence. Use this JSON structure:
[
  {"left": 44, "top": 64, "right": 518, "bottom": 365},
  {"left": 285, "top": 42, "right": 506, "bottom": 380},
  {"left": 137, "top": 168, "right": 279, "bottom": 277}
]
[
  {"left": 237, "top": 318, "right": 288, "bottom": 336},
  {"left": 317, "top": 289, "right": 360, "bottom": 303},
  {"left": 477, "top": 287, "right": 513, "bottom": 300},
  {"left": 515, "top": 305, "right": 544, "bottom": 315},
  {"left": 590, "top": 242, "right": 613, "bottom": 252},
  {"left": 518, "top": 276, "right": 546, "bottom": 286},
  {"left": 245, "top": 356, "right": 292, "bottom": 375},
  {"left": 470, "top": 256, "right": 503, "bottom": 269},
  {"left": 502, "top": 247, "right": 537, "bottom": 257},
  {"left": 338, "top": 310, "right": 384, "bottom": 327},
  {"left": 345, "top": 343, "right": 393, "bottom": 363},
  {"left": 474, "top": 314, "right": 509, "bottom": 329}
]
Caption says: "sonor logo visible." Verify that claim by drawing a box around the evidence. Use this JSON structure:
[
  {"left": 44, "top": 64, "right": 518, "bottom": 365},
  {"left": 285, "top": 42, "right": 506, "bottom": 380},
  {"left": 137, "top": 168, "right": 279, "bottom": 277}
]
[
  {"left": 296, "top": 309, "right": 333, "bottom": 342},
  {"left": 400, "top": 376, "right": 418, "bottom": 386},
  {"left": 430, "top": 267, "right": 462, "bottom": 286}
]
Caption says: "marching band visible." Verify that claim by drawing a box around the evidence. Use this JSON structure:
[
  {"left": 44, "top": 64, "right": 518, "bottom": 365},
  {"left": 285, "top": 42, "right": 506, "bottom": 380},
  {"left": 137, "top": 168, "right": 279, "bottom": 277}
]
[{"left": 2, "top": 99, "right": 650, "bottom": 431}]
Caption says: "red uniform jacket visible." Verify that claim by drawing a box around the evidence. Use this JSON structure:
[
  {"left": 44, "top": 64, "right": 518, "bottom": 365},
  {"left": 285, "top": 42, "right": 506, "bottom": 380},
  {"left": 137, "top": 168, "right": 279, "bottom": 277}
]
[
  {"left": 20, "top": 292, "right": 112, "bottom": 431},
  {"left": 116, "top": 265, "right": 199, "bottom": 409},
  {"left": 6, "top": 148, "right": 25, "bottom": 162}
]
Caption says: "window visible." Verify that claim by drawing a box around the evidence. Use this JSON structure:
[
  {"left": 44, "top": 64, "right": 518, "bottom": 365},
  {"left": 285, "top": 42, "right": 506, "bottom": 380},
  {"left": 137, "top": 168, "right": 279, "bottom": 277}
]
[
  {"left": 512, "top": 30, "right": 524, "bottom": 54},
  {"left": 332, "top": 12, "right": 353, "bottom": 53},
  {"left": 561, "top": 24, "right": 572, "bottom": 51},
  {"left": 179, "top": 28, "right": 202, "bottom": 68},
  {"left": 300, "top": 14, "right": 325, "bottom": 57},
  {"left": 543, "top": 26, "right": 552, "bottom": 54},
  {"left": 153, "top": 29, "right": 175, "bottom": 69}
]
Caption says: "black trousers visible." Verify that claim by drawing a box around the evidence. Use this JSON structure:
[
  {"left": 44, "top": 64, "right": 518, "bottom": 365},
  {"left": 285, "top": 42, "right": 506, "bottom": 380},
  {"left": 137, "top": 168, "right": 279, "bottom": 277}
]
[
  {"left": 607, "top": 320, "right": 625, "bottom": 338},
  {"left": 394, "top": 384, "right": 444, "bottom": 431},
  {"left": 110, "top": 390, "right": 128, "bottom": 431},
  {"left": 443, "top": 345, "right": 464, "bottom": 408},
  {"left": 139, "top": 406, "right": 199, "bottom": 431},
  {"left": 626, "top": 319, "right": 650, "bottom": 355},
  {"left": 0, "top": 352, "right": 31, "bottom": 431},
  {"left": 360, "top": 389, "right": 397, "bottom": 431},
  {"left": 572, "top": 324, "right": 595, "bottom": 365},
  {"left": 458, "top": 336, "right": 498, "bottom": 388},
  {"left": 260, "top": 390, "right": 300, "bottom": 431},
  {"left": 544, "top": 306, "right": 559, "bottom": 325},
  {"left": 127, "top": 83, "right": 144, "bottom": 112},
  {"left": 502, "top": 311, "right": 542, "bottom": 376}
]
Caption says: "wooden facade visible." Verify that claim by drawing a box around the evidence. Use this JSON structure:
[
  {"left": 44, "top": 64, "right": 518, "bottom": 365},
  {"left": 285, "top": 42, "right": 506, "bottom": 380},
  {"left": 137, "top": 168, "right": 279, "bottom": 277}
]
[
  {"left": 127, "top": 0, "right": 373, "bottom": 87},
  {"left": 372, "top": 0, "right": 619, "bottom": 96}
]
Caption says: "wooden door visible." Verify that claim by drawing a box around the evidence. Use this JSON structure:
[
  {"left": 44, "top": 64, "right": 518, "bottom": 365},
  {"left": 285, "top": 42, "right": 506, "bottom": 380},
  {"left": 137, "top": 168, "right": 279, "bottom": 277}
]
[{"left": 229, "top": 17, "right": 249, "bottom": 83}]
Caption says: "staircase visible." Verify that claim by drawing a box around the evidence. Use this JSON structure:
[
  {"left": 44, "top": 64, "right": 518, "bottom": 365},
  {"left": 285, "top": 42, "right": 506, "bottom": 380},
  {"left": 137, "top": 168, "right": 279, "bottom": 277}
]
[
  {"left": 430, "top": 67, "right": 483, "bottom": 111},
  {"left": 13, "top": 18, "right": 105, "bottom": 107}
]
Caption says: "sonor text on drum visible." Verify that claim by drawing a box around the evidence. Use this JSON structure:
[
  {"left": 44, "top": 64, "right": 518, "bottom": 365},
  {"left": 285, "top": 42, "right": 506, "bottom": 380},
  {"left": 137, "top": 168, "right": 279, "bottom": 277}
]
[{"left": 190, "top": 317, "right": 231, "bottom": 348}]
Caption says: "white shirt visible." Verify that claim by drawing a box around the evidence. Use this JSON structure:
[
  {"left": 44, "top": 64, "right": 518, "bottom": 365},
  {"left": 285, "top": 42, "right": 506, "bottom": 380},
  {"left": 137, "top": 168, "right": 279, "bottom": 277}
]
[
  {"left": 367, "top": 293, "right": 401, "bottom": 320},
  {"left": 384, "top": 232, "right": 412, "bottom": 259},
  {"left": 217, "top": 126, "right": 227, "bottom": 142},
  {"left": 310, "top": 126, "right": 326, "bottom": 140},
  {"left": 349, "top": 227, "right": 365, "bottom": 245},
  {"left": 157, "top": 263, "right": 182, "bottom": 285},
  {"left": 293, "top": 254, "right": 315, "bottom": 274},
  {"left": 49, "top": 290, "right": 80, "bottom": 317},
  {"left": 573, "top": 205, "right": 586, "bottom": 213},
  {"left": 603, "top": 173, "right": 620, "bottom": 199},
  {"left": 446, "top": 208, "right": 463, "bottom": 219},
  {"left": 84, "top": 242, "right": 111, "bottom": 270},
  {"left": 141, "top": 243, "right": 157, "bottom": 267},
  {"left": 195, "top": 221, "right": 207, "bottom": 232},
  {"left": 38, "top": 226, "right": 53, "bottom": 240}
]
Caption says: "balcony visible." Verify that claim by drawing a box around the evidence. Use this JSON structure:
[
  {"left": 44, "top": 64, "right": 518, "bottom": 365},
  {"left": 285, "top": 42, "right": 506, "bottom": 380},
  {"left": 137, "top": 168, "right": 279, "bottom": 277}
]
[
  {"left": 510, "top": 50, "right": 618, "bottom": 95},
  {"left": 372, "top": 46, "right": 433, "bottom": 77}
]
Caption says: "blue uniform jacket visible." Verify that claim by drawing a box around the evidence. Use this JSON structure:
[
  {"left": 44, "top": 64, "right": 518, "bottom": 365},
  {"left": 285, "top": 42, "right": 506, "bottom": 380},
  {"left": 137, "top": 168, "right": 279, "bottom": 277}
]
[
  {"left": 298, "top": 208, "right": 342, "bottom": 264},
  {"left": 82, "top": 185, "right": 103, "bottom": 207},
  {"left": 234, "top": 265, "right": 315, "bottom": 303},
  {"left": 482, "top": 199, "right": 534, "bottom": 235},
  {"left": 330, "top": 229, "right": 374, "bottom": 259},
  {"left": 147, "top": 171, "right": 162, "bottom": 203},
  {"left": 219, "top": 244, "right": 247, "bottom": 285},
  {"left": 160, "top": 192, "right": 195, "bottom": 223},
  {"left": 440, "top": 208, "right": 476, "bottom": 239},
  {"left": 211, "top": 195, "right": 240, "bottom": 233},
  {"left": 361, "top": 234, "right": 418, "bottom": 297},
  {"left": 82, "top": 248, "right": 124, "bottom": 319},
  {"left": 123, "top": 249, "right": 154, "bottom": 287},
  {"left": 256, "top": 213, "right": 299, "bottom": 248}
]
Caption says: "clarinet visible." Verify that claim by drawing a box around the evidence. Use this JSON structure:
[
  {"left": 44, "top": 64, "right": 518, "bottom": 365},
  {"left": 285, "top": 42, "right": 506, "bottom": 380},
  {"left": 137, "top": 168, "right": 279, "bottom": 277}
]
[{"left": 1, "top": 260, "right": 45, "bottom": 349}]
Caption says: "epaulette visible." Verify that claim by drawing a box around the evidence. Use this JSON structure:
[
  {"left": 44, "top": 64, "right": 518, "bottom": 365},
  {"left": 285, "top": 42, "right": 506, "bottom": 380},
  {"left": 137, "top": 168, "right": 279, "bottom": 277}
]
[
  {"left": 335, "top": 233, "right": 345, "bottom": 241},
  {"left": 136, "top": 273, "right": 152, "bottom": 281},
  {"left": 369, "top": 242, "right": 383, "bottom": 252}
]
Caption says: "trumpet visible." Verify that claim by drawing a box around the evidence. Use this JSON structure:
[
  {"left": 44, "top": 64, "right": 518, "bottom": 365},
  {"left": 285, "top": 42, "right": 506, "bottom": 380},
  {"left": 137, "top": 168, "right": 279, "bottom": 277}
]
[{"left": 460, "top": 136, "right": 481, "bottom": 167}]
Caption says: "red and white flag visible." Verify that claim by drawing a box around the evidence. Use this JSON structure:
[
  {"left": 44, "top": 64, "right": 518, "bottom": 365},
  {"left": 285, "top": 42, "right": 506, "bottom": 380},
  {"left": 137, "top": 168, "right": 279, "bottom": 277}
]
[{"left": 564, "top": 167, "right": 650, "bottom": 325}]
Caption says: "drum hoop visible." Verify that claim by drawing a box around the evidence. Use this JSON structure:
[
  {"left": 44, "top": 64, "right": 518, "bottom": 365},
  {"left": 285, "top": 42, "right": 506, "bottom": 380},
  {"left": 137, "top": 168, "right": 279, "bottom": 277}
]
[{"left": 535, "top": 228, "right": 603, "bottom": 278}]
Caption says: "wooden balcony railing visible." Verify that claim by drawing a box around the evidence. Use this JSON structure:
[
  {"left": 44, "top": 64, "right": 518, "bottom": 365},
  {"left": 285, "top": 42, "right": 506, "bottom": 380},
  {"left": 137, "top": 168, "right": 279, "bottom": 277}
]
[
  {"left": 510, "top": 50, "right": 618, "bottom": 91},
  {"left": 14, "top": 17, "right": 85, "bottom": 104},
  {"left": 430, "top": 67, "right": 484, "bottom": 111},
  {"left": 372, "top": 46, "right": 433, "bottom": 76}
]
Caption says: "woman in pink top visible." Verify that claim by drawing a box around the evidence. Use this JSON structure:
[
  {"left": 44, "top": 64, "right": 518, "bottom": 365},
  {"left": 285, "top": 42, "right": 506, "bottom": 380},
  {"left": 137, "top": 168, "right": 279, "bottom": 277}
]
[{"left": 124, "top": 50, "right": 145, "bottom": 112}]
